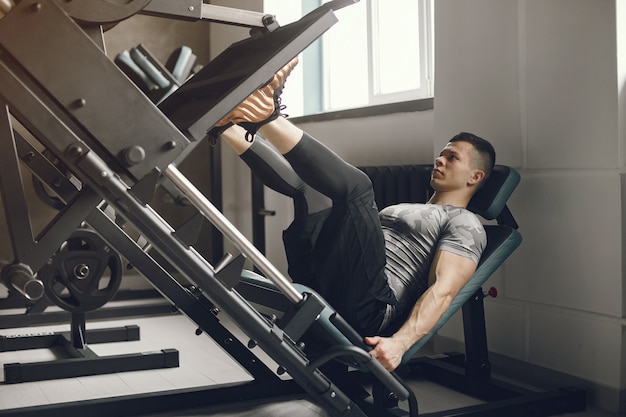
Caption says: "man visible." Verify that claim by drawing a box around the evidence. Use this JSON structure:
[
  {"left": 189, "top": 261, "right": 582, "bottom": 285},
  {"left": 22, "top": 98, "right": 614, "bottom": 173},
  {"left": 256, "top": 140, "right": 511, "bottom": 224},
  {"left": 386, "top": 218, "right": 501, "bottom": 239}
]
[{"left": 211, "top": 59, "right": 495, "bottom": 372}]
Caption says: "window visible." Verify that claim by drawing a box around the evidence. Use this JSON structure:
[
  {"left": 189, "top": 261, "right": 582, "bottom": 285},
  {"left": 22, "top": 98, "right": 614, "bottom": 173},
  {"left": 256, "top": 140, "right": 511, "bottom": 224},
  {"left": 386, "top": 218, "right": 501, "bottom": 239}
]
[{"left": 264, "top": 0, "right": 434, "bottom": 117}]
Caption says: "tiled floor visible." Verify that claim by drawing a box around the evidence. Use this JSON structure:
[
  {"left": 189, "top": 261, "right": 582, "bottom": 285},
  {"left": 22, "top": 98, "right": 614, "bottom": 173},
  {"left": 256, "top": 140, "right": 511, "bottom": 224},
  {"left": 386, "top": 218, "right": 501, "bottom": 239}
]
[{"left": 0, "top": 312, "right": 618, "bottom": 417}]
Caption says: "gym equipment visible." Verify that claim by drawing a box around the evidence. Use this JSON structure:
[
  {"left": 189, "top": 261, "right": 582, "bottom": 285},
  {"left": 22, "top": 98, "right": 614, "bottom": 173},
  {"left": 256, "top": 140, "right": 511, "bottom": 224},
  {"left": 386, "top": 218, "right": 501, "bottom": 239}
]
[
  {"left": 0, "top": 143, "right": 176, "bottom": 328},
  {"left": 115, "top": 44, "right": 198, "bottom": 104},
  {"left": 1, "top": 225, "right": 180, "bottom": 384},
  {"left": 0, "top": 261, "right": 43, "bottom": 302},
  {"left": 0, "top": 1, "right": 373, "bottom": 415},
  {"left": 0, "top": 1, "right": 585, "bottom": 416},
  {"left": 40, "top": 229, "right": 123, "bottom": 313}
]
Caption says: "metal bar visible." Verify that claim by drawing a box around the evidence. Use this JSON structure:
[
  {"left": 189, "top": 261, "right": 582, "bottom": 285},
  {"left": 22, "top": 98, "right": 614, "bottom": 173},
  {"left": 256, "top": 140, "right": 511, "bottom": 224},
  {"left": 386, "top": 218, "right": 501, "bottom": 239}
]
[
  {"left": 80, "top": 325, "right": 140, "bottom": 344},
  {"left": 251, "top": 174, "right": 266, "bottom": 255},
  {"left": 164, "top": 163, "right": 304, "bottom": 305},
  {"left": 201, "top": 3, "right": 274, "bottom": 28},
  {"left": 0, "top": 333, "right": 61, "bottom": 352},
  {"left": 4, "top": 349, "right": 179, "bottom": 384},
  {"left": 142, "top": 1, "right": 278, "bottom": 30},
  {"left": 462, "top": 289, "right": 492, "bottom": 378},
  {"left": 140, "top": 0, "right": 203, "bottom": 21},
  {"left": 85, "top": 207, "right": 283, "bottom": 383},
  {"left": 209, "top": 143, "right": 224, "bottom": 263},
  {"left": 0, "top": 303, "right": 173, "bottom": 329}
]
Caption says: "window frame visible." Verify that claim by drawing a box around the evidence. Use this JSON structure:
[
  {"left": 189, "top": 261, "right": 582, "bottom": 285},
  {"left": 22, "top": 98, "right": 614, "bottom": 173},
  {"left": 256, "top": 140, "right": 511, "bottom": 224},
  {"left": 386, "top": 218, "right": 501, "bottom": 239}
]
[
  {"left": 365, "top": 0, "right": 434, "bottom": 107},
  {"left": 265, "top": 0, "right": 434, "bottom": 117}
]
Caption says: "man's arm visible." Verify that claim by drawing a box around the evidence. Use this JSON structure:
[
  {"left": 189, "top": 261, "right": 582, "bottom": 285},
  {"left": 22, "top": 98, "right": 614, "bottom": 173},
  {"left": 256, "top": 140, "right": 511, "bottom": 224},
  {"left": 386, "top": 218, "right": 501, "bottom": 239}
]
[{"left": 365, "top": 250, "right": 477, "bottom": 371}]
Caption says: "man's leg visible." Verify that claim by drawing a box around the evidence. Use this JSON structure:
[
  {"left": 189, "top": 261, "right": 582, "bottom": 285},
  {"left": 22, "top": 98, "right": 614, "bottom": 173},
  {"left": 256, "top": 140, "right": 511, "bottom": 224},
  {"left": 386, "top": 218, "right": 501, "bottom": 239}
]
[
  {"left": 259, "top": 118, "right": 368, "bottom": 202},
  {"left": 221, "top": 125, "right": 331, "bottom": 283},
  {"left": 255, "top": 119, "right": 395, "bottom": 334},
  {"left": 221, "top": 124, "right": 331, "bottom": 218},
  {"left": 215, "top": 61, "right": 395, "bottom": 335}
]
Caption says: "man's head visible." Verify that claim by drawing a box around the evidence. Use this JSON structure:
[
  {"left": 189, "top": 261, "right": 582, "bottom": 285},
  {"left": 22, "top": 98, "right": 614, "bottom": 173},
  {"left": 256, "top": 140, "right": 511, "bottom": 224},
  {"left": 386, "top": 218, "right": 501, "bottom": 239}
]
[{"left": 431, "top": 132, "right": 496, "bottom": 197}]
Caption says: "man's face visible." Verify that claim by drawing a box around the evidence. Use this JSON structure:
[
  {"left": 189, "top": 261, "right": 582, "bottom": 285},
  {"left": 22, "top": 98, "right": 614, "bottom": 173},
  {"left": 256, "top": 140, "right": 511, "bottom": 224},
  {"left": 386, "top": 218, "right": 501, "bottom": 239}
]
[{"left": 430, "top": 141, "right": 478, "bottom": 192}]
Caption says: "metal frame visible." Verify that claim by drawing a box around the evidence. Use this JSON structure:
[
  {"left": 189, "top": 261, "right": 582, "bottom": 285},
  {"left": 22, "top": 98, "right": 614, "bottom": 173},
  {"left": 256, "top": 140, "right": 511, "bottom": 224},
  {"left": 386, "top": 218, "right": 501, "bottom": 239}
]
[
  {"left": 0, "top": 126, "right": 182, "bottom": 382},
  {"left": 2, "top": 319, "right": 179, "bottom": 384},
  {"left": 0, "top": 128, "right": 172, "bottom": 326}
]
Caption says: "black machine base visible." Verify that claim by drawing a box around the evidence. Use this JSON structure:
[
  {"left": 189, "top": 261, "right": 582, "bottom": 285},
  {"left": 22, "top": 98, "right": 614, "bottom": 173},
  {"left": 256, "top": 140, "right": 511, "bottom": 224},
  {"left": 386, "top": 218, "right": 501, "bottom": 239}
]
[
  {"left": 405, "top": 352, "right": 587, "bottom": 417},
  {"left": 1, "top": 313, "right": 179, "bottom": 384}
]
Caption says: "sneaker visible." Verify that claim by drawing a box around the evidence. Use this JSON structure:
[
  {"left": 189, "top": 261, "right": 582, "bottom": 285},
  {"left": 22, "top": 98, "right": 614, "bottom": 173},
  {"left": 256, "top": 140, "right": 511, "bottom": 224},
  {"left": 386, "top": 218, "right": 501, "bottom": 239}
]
[{"left": 206, "top": 57, "right": 298, "bottom": 144}]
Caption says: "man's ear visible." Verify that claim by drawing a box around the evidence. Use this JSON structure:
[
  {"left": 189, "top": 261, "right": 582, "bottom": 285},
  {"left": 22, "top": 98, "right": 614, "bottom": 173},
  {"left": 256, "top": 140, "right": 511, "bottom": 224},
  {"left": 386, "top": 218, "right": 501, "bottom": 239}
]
[{"left": 468, "top": 169, "right": 485, "bottom": 186}]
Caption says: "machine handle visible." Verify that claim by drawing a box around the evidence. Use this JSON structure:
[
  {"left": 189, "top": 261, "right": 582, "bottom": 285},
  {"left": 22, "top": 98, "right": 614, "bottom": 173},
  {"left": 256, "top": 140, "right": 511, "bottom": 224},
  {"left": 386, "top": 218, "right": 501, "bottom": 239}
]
[{"left": 328, "top": 312, "right": 410, "bottom": 401}]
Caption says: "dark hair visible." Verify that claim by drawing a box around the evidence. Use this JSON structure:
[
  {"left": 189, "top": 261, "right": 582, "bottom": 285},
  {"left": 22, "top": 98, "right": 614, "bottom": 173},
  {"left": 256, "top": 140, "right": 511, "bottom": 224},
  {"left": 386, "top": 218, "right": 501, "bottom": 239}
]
[{"left": 449, "top": 132, "right": 496, "bottom": 184}]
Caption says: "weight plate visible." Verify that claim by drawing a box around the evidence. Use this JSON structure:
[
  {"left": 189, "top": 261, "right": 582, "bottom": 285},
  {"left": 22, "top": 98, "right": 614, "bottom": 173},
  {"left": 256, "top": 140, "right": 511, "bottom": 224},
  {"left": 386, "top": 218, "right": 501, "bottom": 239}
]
[
  {"left": 56, "top": 0, "right": 151, "bottom": 25},
  {"left": 39, "top": 229, "right": 123, "bottom": 313}
]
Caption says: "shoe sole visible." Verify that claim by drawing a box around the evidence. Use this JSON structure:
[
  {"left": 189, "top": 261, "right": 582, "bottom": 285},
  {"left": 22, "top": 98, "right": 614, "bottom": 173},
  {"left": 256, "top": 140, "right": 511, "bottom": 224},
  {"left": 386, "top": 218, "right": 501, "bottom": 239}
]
[{"left": 216, "top": 57, "right": 299, "bottom": 126}]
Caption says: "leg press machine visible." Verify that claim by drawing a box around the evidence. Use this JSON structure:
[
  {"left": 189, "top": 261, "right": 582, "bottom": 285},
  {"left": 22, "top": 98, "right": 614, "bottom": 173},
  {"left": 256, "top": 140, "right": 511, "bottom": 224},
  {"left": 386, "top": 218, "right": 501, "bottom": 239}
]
[{"left": 0, "top": 1, "right": 587, "bottom": 416}]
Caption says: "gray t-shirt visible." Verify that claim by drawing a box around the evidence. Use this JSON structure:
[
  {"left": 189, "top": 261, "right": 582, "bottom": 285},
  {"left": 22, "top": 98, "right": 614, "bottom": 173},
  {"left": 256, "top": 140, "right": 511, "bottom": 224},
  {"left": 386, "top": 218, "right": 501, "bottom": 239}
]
[{"left": 379, "top": 203, "right": 486, "bottom": 329}]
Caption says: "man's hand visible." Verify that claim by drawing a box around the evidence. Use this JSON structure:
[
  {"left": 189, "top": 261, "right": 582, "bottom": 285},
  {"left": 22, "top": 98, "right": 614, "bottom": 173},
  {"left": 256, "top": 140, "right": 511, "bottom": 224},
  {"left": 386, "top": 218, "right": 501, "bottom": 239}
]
[{"left": 364, "top": 336, "right": 410, "bottom": 372}]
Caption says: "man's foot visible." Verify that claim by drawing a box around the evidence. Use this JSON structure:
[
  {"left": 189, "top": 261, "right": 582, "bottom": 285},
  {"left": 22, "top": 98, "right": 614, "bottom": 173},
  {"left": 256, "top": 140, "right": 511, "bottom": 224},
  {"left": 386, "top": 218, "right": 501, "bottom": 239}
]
[{"left": 207, "top": 57, "right": 298, "bottom": 144}]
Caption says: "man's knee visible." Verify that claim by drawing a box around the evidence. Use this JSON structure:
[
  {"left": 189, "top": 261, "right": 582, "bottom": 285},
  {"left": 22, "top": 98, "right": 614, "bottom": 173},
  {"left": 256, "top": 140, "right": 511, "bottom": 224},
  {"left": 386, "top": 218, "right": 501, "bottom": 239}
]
[{"left": 340, "top": 168, "right": 373, "bottom": 201}]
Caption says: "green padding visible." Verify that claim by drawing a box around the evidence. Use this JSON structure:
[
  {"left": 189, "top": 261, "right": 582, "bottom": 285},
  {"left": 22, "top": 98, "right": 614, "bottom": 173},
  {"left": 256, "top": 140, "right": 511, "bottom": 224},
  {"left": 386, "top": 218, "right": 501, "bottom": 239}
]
[
  {"left": 240, "top": 269, "right": 277, "bottom": 289},
  {"left": 468, "top": 166, "right": 521, "bottom": 221},
  {"left": 239, "top": 270, "right": 353, "bottom": 347},
  {"left": 292, "top": 283, "right": 353, "bottom": 346}
]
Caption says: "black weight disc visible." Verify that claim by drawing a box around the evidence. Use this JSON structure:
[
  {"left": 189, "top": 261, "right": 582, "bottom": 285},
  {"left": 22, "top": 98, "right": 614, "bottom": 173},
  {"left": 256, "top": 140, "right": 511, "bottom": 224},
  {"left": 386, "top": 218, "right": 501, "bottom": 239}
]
[
  {"left": 40, "top": 230, "right": 123, "bottom": 313},
  {"left": 57, "top": 0, "right": 151, "bottom": 25}
]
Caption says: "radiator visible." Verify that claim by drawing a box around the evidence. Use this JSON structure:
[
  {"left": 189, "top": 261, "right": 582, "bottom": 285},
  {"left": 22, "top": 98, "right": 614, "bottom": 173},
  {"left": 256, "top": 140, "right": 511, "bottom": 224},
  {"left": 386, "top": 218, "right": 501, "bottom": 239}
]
[{"left": 358, "top": 165, "right": 433, "bottom": 209}]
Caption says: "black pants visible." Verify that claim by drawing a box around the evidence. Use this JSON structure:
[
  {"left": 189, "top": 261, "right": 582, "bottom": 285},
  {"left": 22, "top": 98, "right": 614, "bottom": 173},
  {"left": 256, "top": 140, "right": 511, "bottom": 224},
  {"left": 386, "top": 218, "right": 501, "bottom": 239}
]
[{"left": 240, "top": 133, "right": 395, "bottom": 335}]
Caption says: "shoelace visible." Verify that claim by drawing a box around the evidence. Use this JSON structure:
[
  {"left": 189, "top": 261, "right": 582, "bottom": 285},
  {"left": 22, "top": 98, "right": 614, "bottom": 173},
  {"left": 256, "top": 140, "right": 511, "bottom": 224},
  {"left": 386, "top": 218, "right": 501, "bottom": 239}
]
[
  {"left": 241, "top": 94, "right": 288, "bottom": 142},
  {"left": 207, "top": 84, "right": 289, "bottom": 145}
]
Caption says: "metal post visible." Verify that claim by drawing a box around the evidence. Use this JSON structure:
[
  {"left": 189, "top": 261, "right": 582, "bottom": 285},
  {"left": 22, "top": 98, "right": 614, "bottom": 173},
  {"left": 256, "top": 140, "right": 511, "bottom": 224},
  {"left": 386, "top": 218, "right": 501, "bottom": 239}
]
[{"left": 70, "top": 312, "right": 87, "bottom": 350}]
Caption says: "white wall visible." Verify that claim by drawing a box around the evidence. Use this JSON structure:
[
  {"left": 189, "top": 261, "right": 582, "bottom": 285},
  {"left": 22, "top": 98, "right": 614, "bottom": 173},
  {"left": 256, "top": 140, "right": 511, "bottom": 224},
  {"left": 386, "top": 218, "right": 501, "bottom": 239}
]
[
  {"left": 210, "top": 0, "right": 626, "bottom": 411},
  {"left": 433, "top": 0, "right": 625, "bottom": 411}
]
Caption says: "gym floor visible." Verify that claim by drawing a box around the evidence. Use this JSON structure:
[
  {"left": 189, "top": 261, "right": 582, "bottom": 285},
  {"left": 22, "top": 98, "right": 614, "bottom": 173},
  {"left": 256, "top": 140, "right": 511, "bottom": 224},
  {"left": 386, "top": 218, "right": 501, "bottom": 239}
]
[{"left": 0, "top": 307, "right": 618, "bottom": 417}]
